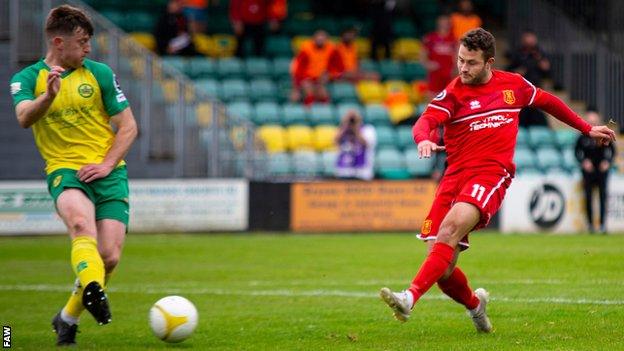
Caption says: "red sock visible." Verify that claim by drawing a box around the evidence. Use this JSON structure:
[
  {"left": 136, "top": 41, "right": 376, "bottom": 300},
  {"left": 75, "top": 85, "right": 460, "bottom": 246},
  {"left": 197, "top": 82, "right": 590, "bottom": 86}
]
[
  {"left": 408, "top": 242, "right": 455, "bottom": 303},
  {"left": 437, "top": 267, "right": 480, "bottom": 310}
]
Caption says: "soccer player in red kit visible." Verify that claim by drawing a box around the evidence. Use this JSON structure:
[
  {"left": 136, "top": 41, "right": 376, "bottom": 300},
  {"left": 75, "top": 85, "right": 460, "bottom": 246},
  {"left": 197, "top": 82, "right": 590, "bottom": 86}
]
[{"left": 379, "top": 28, "right": 615, "bottom": 332}]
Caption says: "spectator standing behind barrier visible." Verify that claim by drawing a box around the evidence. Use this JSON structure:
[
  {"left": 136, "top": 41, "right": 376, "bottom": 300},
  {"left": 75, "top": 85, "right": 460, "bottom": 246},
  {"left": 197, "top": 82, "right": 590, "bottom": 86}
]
[
  {"left": 575, "top": 110, "right": 616, "bottom": 234},
  {"left": 450, "top": 0, "right": 482, "bottom": 41},
  {"left": 335, "top": 110, "right": 377, "bottom": 180},
  {"left": 422, "top": 15, "right": 456, "bottom": 96},
  {"left": 154, "top": 0, "right": 198, "bottom": 56},
  {"left": 370, "top": 0, "right": 396, "bottom": 61},
  {"left": 230, "top": 0, "right": 285, "bottom": 57},
  {"left": 290, "top": 30, "right": 334, "bottom": 105},
  {"left": 331, "top": 27, "right": 380, "bottom": 82},
  {"left": 507, "top": 30, "right": 551, "bottom": 127}
]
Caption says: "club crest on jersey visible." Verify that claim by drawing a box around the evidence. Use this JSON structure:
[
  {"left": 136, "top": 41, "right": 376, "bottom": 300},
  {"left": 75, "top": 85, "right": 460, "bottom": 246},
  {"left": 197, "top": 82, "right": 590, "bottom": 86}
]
[
  {"left": 78, "top": 83, "right": 94, "bottom": 98},
  {"left": 422, "top": 219, "right": 432, "bottom": 234},
  {"left": 433, "top": 89, "right": 446, "bottom": 101},
  {"left": 469, "top": 100, "right": 481, "bottom": 110},
  {"left": 503, "top": 90, "right": 516, "bottom": 105}
]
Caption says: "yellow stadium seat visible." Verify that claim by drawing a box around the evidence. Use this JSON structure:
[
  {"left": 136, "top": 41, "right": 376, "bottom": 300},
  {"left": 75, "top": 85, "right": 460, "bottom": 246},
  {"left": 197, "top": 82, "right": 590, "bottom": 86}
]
[
  {"left": 160, "top": 79, "right": 195, "bottom": 103},
  {"left": 356, "top": 80, "right": 386, "bottom": 104},
  {"left": 291, "top": 36, "right": 310, "bottom": 54},
  {"left": 193, "top": 33, "right": 213, "bottom": 56},
  {"left": 388, "top": 103, "right": 416, "bottom": 124},
  {"left": 392, "top": 38, "right": 422, "bottom": 61},
  {"left": 355, "top": 38, "right": 371, "bottom": 58},
  {"left": 211, "top": 34, "right": 237, "bottom": 58},
  {"left": 313, "top": 125, "right": 338, "bottom": 151},
  {"left": 286, "top": 125, "right": 314, "bottom": 151},
  {"left": 196, "top": 102, "right": 213, "bottom": 127},
  {"left": 258, "top": 125, "right": 288, "bottom": 153},
  {"left": 129, "top": 32, "right": 156, "bottom": 52}
]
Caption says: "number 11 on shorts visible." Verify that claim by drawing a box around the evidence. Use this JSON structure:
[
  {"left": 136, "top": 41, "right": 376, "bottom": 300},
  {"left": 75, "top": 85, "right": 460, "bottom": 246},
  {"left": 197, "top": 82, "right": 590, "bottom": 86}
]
[{"left": 471, "top": 184, "right": 486, "bottom": 201}]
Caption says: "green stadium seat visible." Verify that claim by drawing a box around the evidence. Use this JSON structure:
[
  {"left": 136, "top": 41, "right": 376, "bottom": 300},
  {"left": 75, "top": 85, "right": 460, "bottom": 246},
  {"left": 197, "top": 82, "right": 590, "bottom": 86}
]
[
  {"left": 516, "top": 167, "right": 543, "bottom": 176},
  {"left": 227, "top": 101, "right": 254, "bottom": 121},
  {"left": 562, "top": 147, "right": 578, "bottom": 172},
  {"left": 216, "top": 58, "right": 244, "bottom": 79},
  {"left": 314, "top": 17, "right": 339, "bottom": 36},
  {"left": 404, "top": 148, "right": 434, "bottom": 177},
  {"left": 329, "top": 82, "right": 358, "bottom": 103},
  {"left": 376, "top": 125, "right": 397, "bottom": 149},
  {"left": 536, "top": 148, "right": 563, "bottom": 171},
  {"left": 249, "top": 79, "right": 278, "bottom": 103},
  {"left": 336, "top": 103, "right": 363, "bottom": 120},
  {"left": 220, "top": 79, "right": 249, "bottom": 102},
  {"left": 100, "top": 10, "right": 125, "bottom": 28},
  {"left": 272, "top": 57, "right": 293, "bottom": 79},
  {"left": 379, "top": 60, "right": 404, "bottom": 80},
  {"left": 245, "top": 57, "right": 272, "bottom": 78},
  {"left": 321, "top": 151, "right": 338, "bottom": 176},
  {"left": 359, "top": 59, "right": 379, "bottom": 73},
  {"left": 396, "top": 126, "right": 414, "bottom": 150},
  {"left": 194, "top": 79, "right": 220, "bottom": 98},
  {"left": 364, "top": 104, "right": 391, "bottom": 126},
  {"left": 268, "top": 152, "right": 292, "bottom": 176},
  {"left": 555, "top": 129, "right": 579, "bottom": 148},
  {"left": 188, "top": 57, "right": 215, "bottom": 79},
  {"left": 376, "top": 147, "right": 410, "bottom": 179},
  {"left": 403, "top": 62, "right": 427, "bottom": 80},
  {"left": 528, "top": 126, "right": 556, "bottom": 148},
  {"left": 266, "top": 36, "right": 293, "bottom": 58},
  {"left": 308, "top": 104, "right": 337, "bottom": 126},
  {"left": 283, "top": 19, "right": 315, "bottom": 36},
  {"left": 253, "top": 102, "right": 281, "bottom": 125},
  {"left": 123, "top": 12, "right": 155, "bottom": 32},
  {"left": 393, "top": 19, "right": 418, "bottom": 37},
  {"left": 514, "top": 147, "right": 537, "bottom": 169},
  {"left": 282, "top": 103, "right": 308, "bottom": 125},
  {"left": 516, "top": 127, "right": 529, "bottom": 147},
  {"left": 292, "top": 151, "right": 321, "bottom": 177},
  {"left": 276, "top": 78, "right": 293, "bottom": 103},
  {"left": 161, "top": 56, "right": 188, "bottom": 74}
]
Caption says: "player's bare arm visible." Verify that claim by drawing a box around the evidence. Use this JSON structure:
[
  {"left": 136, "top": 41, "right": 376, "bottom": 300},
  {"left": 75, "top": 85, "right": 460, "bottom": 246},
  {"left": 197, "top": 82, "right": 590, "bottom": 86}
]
[
  {"left": 418, "top": 140, "right": 446, "bottom": 159},
  {"left": 588, "top": 125, "right": 616, "bottom": 146},
  {"left": 77, "top": 107, "right": 138, "bottom": 183},
  {"left": 15, "top": 66, "right": 64, "bottom": 128}
]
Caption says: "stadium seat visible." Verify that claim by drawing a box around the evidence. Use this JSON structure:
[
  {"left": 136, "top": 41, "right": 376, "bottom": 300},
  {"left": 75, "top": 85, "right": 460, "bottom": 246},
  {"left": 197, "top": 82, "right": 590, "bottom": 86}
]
[
  {"left": 267, "top": 152, "right": 292, "bottom": 176},
  {"left": 245, "top": 57, "right": 272, "bottom": 78},
  {"left": 192, "top": 33, "right": 213, "bottom": 56},
  {"left": 313, "top": 125, "right": 338, "bottom": 151},
  {"left": 286, "top": 125, "right": 314, "bottom": 151},
  {"left": 359, "top": 59, "right": 379, "bottom": 74},
  {"left": 253, "top": 102, "right": 281, "bottom": 125},
  {"left": 393, "top": 19, "right": 418, "bottom": 37},
  {"left": 282, "top": 103, "right": 308, "bottom": 126},
  {"left": 536, "top": 148, "right": 563, "bottom": 171},
  {"left": 227, "top": 101, "right": 254, "bottom": 121},
  {"left": 329, "top": 82, "right": 358, "bottom": 103},
  {"left": 375, "top": 125, "right": 397, "bottom": 149},
  {"left": 336, "top": 103, "right": 364, "bottom": 120},
  {"left": 392, "top": 38, "right": 421, "bottom": 61},
  {"left": 291, "top": 150, "right": 321, "bottom": 177},
  {"left": 161, "top": 56, "right": 188, "bottom": 74},
  {"left": 516, "top": 127, "right": 529, "bottom": 147},
  {"left": 194, "top": 79, "right": 220, "bottom": 98},
  {"left": 376, "top": 148, "right": 410, "bottom": 179},
  {"left": 195, "top": 102, "right": 213, "bottom": 127},
  {"left": 364, "top": 104, "right": 392, "bottom": 126},
  {"left": 356, "top": 80, "right": 385, "bottom": 104},
  {"left": 404, "top": 148, "right": 434, "bottom": 177},
  {"left": 272, "top": 57, "right": 292, "bottom": 79},
  {"left": 249, "top": 79, "right": 278, "bottom": 103},
  {"left": 283, "top": 20, "right": 315, "bottom": 36},
  {"left": 188, "top": 57, "right": 215, "bottom": 79},
  {"left": 403, "top": 62, "right": 427, "bottom": 81},
  {"left": 129, "top": 32, "right": 156, "bottom": 51},
  {"left": 276, "top": 78, "right": 293, "bottom": 103},
  {"left": 388, "top": 103, "right": 415, "bottom": 124},
  {"left": 555, "top": 129, "right": 579, "bottom": 148},
  {"left": 258, "top": 125, "right": 287, "bottom": 153},
  {"left": 516, "top": 167, "right": 543, "bottom": 176},
  {"left": 321, "top": 150, "right": 338, "bottom": 176},
  {"left": 216, "top": 58, "right": 244, "bottom": 79},
  {"left": 211, "top": 34, "right": 237, "bottom": 57},
  {"left": 514, "top": 147, "right": 537, "bottom": 169},
  {"left": 379, "top": 60, "right": 404, "bottom": 80},
  {"left": 562, "top": 147, "right": 578, "bottom": 172},
  {"left": 384, "top": 80, "right": 413, "bottom": 103},
  {"left": 308, "top": 104, "right": 337, "bottom": 126},
  {"left": 220, "top": 79, "right": 249, "bottom": 102},
  {"left": 266, "top": 35, "right": 293, "bottom": 57},
  {"left": 123, "top": 12, "right": 155, "bottom": 32},
  {"left": 528, "top": 126, "right": 556, "bottom": 148},
  {"left": 355, "top": 38, "right": 372, "bottom": 58},
  {"left": 396, "top": 126, "right": 415, "bottom": 150}
]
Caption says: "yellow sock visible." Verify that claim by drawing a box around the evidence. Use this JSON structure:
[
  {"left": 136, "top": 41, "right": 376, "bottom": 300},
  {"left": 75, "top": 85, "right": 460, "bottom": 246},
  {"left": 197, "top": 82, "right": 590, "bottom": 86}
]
[
  {"left": 71, "top": 236, "right": 105, "bottom": 288},
  {"left": 62, "top": 280, "right": 85, "bottom": 321}
]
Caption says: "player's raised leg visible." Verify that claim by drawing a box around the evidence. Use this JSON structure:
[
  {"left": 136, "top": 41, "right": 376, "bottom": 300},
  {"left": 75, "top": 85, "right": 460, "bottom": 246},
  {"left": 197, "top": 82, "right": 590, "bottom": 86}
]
[{"left": 97, "top": 219, "right": 126, "bottom": 286}]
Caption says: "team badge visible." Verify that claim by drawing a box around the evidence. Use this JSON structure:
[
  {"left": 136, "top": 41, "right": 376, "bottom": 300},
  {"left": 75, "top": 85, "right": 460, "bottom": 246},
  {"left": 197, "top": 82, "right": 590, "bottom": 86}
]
[
  {"left": 503, "top": 90, "right": 515, "bottom": 105},
  {"left": 422, "top": 219, "right": 432, "bottom": 235},
  {"left": 52, "top": 175, "right": 62, "bottom": 188},
  {"left": 433, "top": 89, "right": 447, "bottom": 101},
  {"left": 78, "top": 83, "right": 94, "bottom": 98}
]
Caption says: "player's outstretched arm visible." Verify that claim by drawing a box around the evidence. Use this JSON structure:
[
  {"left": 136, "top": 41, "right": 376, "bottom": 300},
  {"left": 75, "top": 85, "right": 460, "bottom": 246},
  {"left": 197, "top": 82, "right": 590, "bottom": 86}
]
[
  {"left": 15, "top": 66, "right": 64, "bottom": 128},
  {"left": 77, "top": 107, "right": 138, "bottom": 183},
  {"left": 413, "top": 113, "right": 445, "bottom": 158}
]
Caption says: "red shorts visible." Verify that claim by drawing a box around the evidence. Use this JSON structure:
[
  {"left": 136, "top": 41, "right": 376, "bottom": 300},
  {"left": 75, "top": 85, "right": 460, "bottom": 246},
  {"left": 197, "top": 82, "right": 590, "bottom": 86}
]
[{"left": 417, "top": 166, "right": 512, "bottom": 249}]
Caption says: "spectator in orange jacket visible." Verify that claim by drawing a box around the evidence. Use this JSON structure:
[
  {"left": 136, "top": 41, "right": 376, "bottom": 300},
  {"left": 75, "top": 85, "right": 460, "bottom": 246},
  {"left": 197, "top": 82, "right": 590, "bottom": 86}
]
[
  {"left": 230, "top": 0, "right": 286, "bottom": 57},
  {"left": 330, "top": 27, "right": 380, "bottom": 82},
  {"left": 290, "top": 30, "right": 335, "bottom": 105},
  {"left": 450, "top": 0, "right": 482, "bottom": 40}
]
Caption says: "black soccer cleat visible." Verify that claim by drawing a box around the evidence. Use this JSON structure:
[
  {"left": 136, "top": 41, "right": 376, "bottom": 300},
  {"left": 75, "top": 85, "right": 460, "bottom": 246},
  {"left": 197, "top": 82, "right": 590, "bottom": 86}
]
[
  {"left": 51, "top": 311, "right": 78, "bottom": 346},
  {"left": 82, "top": 281, "right": 112, "bottom": 325}
]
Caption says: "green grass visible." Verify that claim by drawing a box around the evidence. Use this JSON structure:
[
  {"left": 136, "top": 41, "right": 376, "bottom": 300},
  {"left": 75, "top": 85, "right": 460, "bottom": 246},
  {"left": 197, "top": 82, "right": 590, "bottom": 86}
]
[{"left": 1, "top": 232, "right": 624, "bottom": 350}]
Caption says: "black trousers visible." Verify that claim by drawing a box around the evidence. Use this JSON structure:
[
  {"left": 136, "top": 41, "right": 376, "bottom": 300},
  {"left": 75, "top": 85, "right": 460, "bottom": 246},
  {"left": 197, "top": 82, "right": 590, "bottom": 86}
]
[
  {"left": 582, "top": 170, "right": 609, "bottom": 229},
  {"left": 236, "top": 23, "right": 266, "bottom": 58}
]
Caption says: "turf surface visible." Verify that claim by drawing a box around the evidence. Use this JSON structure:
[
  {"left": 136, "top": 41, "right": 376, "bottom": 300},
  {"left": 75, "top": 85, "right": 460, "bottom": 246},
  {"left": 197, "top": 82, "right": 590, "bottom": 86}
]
[{"left": 1, "top": 232, "right": 623, "bottom": 350}]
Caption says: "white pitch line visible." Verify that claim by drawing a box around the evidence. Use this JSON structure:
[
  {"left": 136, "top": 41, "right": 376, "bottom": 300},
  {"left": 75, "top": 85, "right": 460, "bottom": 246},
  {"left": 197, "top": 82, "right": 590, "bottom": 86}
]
[{"left": 1, "top": 284, "right": 623, "bottom": 306}]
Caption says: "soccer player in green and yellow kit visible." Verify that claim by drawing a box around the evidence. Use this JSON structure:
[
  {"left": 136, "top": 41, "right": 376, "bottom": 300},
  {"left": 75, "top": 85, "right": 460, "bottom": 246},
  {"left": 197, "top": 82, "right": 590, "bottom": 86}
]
[{"left": 10, "top": 5, "right": 138, "bottom": 346}]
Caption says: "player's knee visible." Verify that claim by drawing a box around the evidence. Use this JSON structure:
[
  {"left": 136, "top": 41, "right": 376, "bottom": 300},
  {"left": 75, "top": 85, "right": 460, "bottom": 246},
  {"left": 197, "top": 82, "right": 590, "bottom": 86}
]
[
  {"left": 68, "top": 216, "right": 95, "bottom": 236},
  {"left": 436, "top": 222, "right": 458, "bottom": 244},
  {"left": 101, "top": 250, "right": 120, "bottom": 271}
]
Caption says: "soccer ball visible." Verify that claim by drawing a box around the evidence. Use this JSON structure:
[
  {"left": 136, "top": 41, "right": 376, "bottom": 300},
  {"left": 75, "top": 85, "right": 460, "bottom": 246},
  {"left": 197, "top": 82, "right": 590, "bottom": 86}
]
[{"left": 149, "top": 296, "right": 198, "bottom": 343}]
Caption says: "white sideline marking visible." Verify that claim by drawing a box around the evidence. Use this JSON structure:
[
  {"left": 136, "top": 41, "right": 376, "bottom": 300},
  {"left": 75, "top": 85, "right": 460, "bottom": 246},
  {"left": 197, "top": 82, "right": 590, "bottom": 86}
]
[{"left": 1, "top": 284, "right": 623, "bottom": 306}]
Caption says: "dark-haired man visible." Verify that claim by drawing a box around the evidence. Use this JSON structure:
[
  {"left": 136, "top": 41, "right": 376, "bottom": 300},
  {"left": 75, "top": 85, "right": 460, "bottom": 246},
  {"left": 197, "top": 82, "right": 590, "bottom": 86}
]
[
  {"left": 10, "top": 5, "right": 137, "bottom": 346},
  {"left": 379, "top": 28, "right": 615, "bottom": 332}
]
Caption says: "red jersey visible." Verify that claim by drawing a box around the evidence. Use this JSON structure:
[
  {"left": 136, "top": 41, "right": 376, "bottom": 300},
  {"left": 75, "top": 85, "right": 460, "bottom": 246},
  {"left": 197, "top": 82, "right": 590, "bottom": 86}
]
[
  {"left": 423, "top": 32, "right": 456, "bottom": 75},
  {"left": 413, "top": 70, "right": 592, "bottom": 176}
]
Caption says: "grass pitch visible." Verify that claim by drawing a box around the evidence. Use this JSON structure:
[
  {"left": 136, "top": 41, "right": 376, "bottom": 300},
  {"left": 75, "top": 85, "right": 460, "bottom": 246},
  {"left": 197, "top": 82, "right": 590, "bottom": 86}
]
[{"left": 1, "top": 232, "right": 623, "bottom": 350}]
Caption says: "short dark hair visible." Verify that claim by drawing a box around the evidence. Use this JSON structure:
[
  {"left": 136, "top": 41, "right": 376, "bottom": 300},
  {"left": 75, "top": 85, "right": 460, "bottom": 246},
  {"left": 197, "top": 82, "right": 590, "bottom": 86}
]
[
  {"left": 460, "top": 28, "right": 496, "bottom": 60},
  {"left": 45, "top": 5, "right": 94, "bottom": 37}
]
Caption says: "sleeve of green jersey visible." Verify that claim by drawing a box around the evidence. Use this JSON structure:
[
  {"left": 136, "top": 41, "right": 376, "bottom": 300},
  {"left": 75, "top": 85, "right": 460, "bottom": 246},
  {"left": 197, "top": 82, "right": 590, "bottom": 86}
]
[
  {"left": 88, "top": 60, "right": 130, "bottom": 117},
  {"left": 10, "top": 68, "right": 37, "bottom": 106}
]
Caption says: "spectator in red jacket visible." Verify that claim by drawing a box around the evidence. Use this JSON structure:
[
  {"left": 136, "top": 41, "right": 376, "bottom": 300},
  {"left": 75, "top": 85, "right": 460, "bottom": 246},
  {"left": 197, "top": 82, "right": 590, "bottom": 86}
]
[
  {"left": 230, "top": 0, "right": 286, "bottom": 57},
  {"left": 290, "top": 30, "right": 336, "bottom": 105}
]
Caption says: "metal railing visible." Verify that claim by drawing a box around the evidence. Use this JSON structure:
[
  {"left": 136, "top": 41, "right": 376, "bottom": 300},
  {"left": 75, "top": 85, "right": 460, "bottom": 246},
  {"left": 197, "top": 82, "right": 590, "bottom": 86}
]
[
  {"left": 7, "top": 0, "right": 266, "bottom": 179},
  {"left": 507, "top": 0, "right": 624, "bottom": 125}
]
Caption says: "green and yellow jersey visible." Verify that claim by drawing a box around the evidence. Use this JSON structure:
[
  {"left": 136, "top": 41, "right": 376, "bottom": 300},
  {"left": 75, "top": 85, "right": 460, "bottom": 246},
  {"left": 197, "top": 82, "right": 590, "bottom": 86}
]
[{"left": 10, "top": 58, "right": 130, "bottom": 174}]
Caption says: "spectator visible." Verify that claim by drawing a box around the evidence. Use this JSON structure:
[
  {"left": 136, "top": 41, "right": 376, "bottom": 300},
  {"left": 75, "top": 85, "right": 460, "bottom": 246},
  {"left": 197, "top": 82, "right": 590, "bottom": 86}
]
[
  {"left": 331, "top": 27, "right": 380, "bottom": 82},
  {"left": 268, "top": 0, "right": 288, "bottom": 33},
  {"left": 421, "top": 15, "right": 457, "bottom": 96},
  {"left": 370, "top": 0, "right": 396, "bottom": 61},
  {"left": 335, "top": 110, "right": 377, "bottom": 180},
  {"left": 450, "top": 0, "right": 482, "bottom": 41},
  {"left": 575, "top": 109, "right": 616, "bottom": 234},
  {"left": 290, "top": 30, "right": 335, "bottom": 105},
  {"left": 230, "top": 0, "right": 284, "bottom": 57},
  {"left": 154, "top": 0, "right": 198, "bottom": 56},
  {"left": 507, "top": 30, "right": 551, "bottom": 127},
  {"left": 183, "top": 0, "right": 208, "bottom": 34}
]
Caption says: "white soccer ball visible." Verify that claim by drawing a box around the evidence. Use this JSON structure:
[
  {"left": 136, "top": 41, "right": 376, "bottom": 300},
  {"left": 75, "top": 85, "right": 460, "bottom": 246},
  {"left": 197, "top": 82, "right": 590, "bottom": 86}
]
[{"left": 149, "top": 296, "right": 198, "bottom": 343}]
